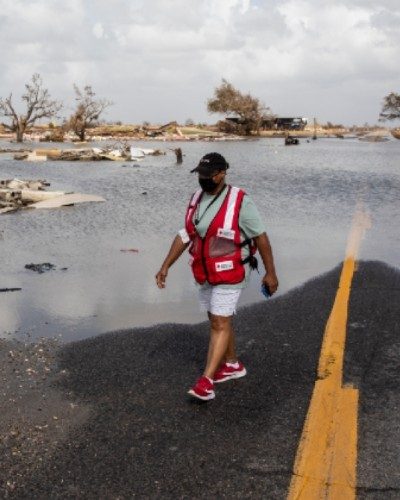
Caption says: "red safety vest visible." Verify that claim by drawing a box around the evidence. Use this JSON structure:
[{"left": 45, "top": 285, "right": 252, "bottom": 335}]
[{"left": 185, "top": 185, "right": 256, "bottom": 285}]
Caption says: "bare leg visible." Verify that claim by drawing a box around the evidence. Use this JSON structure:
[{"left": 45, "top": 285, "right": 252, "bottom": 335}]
[
  {"left": 224, "top": 321, "right": 237, "bottom": 363},
  {"left": 204, "top": 313, "right": 236, "bottom": 379},
  {"left": 206, "top": 312, "right": 237, "bottom": 365}
]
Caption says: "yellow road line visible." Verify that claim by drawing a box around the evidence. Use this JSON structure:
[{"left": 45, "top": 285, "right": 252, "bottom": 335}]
[{"left": 287, "top": 203, "right": 370, "bottom": 500}]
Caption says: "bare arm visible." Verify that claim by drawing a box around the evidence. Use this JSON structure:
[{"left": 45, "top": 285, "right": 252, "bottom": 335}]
[
  {"left": 253, "top": 232, "right": 279, "bottom": 294},
  {"left": 155, "top": 235, "right": 189, "bottom": 288}
]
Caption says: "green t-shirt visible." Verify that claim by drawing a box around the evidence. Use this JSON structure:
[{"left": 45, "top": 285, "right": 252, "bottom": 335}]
[{"left": 190, "top": 185, "right": 265, "bottom": 289}]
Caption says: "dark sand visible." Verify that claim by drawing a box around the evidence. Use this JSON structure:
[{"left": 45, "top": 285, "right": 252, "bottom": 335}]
[{"left": 1, "top": 261, "right": 399, "bottom": 498}]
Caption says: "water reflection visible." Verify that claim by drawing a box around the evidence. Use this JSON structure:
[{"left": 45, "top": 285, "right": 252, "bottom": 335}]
[{"left": 0, "top": 138, "right": 399, "bottom": 342}]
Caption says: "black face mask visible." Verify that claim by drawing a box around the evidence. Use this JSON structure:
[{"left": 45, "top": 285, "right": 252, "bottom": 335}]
[{"left": 199, "top": 177, "right": 219, "bottom": 193}]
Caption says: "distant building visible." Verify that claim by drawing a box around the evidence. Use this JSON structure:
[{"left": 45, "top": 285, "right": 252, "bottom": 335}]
[
  {"left": 225, "top": 116, "right": 307, "bottom": 131},
  {"left": 274, "top": 117, "right": 307, "bottom": 130},
  {"left": 260, "top": 117, "right": 276, "bottom": 129},
  {"left": 225, "top": 116, "right": 245, "bottom": 125}
]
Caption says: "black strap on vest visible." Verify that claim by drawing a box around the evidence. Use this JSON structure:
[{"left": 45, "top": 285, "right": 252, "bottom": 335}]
[
  {"left": 194, "top": 185, "right": 228, "bottom": 226},
  {"left": 241, "top": 254, "right": 259, "bottom": 272},
  {"left": 239, "top": 235, "right": 259, "bottom": 272},
  {"left": 239, "top": 237, "right": 252, "bottom": 248}
]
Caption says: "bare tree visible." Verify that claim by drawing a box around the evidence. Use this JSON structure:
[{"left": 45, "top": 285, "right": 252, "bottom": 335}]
[
  {"left": 0, "top": 74, "right": 62, "bottom": 142},
  {"left": 379, "top": 92, "right": 400, "bottom": 121},
  {"left": 68, "top": 85, "right": 113, "bottom": 141},
  {"left": 207, "top": 79, "right": 273, "bottom": 135}
]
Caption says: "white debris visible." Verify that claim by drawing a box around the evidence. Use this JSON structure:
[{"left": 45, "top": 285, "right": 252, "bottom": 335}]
[{"left": 30, "top": 193, "right": 106, "bottom": 209}]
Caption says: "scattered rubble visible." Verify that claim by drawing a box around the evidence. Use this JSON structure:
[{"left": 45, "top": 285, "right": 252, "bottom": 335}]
[
  {"left": 0, "top": 179, "right": 50, "bottom": 190},
  {"left": 0, "top": 148, "right": 32, "bottom": 154},
  {"left": 0, "top": 179, "right": 60, "bottom": 213},
  {"left": 358, "top": 135, "right": 390, "bottom": 143},
  {"left": 39, "top": 128, "right": 64, "bottom": 142},
  {"left": 1, "top": 122, "right": 397, "bottom": 143},
  {"left": 139, "top": 122, "right": 233, "bottom": 141},
  {"left": 0, "top": 121, "right": 242, "bottom": 144},
  {"left": 13, "top": 145, "right": 165, "bottom": 162},
  {"left": 0, "top": 178, "right": 105, "bottom": 214},
  {"left": 357, "top": 129, "right": 391, "bottom": 142}
]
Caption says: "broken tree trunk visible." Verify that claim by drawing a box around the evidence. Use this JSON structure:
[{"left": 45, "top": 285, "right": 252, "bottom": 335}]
[{"left": 174, "top": 148, "right": 183, "bottom": 164}]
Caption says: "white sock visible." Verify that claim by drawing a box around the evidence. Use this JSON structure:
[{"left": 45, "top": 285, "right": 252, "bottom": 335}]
[{"left": 226, "top": 361, "right": 239, "bottom": 369}]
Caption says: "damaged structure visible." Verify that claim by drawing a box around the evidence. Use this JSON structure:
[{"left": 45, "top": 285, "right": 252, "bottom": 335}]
[
  {"left": 13, "top": 146, "right": 164, "bottom": 162},
  {"left": 0, "top": 179, "right": 105, "bottom": 214}
]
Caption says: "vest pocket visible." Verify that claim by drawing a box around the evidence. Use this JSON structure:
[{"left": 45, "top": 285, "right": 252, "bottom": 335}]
[
  {"left": 208, "top": 235, "right": 236, "bottom": 257},
  {"left": 207, "top": 255, "right": 245, "bottom": 284}
]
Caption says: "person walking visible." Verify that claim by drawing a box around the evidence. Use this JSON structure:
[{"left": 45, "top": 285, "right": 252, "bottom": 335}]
[{"left": 155, "top": 152, "right": 278, "bottom": 401}]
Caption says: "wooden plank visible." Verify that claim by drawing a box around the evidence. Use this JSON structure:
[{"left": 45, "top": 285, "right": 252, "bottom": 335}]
[{"left": 30, "top": 193, "right": 105, "bottom": 209}]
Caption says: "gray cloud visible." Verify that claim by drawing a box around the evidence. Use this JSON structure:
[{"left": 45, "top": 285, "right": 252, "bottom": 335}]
[{"left": 0, "top": 0, "right": 399, "bottom": 125}]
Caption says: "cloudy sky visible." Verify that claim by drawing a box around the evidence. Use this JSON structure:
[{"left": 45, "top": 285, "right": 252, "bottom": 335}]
[{"left": 0, "top": 0, "right": 399, "bottom": 125}]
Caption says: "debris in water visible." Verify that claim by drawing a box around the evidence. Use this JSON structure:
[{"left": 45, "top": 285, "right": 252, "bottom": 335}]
[
  {"left": 13, "top": 144, "right": 166, "bottom": 162},
  {"left": 30, "top": 193, "right": 105, "bottom": 209},
  {"left": 25, "top": 263, "right": 56, "bottom": 274},
  {"left": 170, "top": 147, "right": 183, "bottom": 164},
  {"left": 1, "top": 178, "right": 104, "bottom": 214},
  {"left": 284, "top": 135, "right": 299, "bottom": 145}
]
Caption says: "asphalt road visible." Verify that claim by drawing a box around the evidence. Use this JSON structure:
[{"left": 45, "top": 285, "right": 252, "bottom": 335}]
[
  {"left": 345, "top": 261, "right": 400, "bottom": 499},
  {"left": 1, "top": 260, "right": 399, "bottom": 499}
]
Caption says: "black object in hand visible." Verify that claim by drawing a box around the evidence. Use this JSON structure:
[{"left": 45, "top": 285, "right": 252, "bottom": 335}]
[{"left": 261, "top": 283, "right": 271, "bottom": 298}]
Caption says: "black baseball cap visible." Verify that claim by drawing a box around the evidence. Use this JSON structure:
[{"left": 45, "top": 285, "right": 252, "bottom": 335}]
[{"left": 190, "top": 152, "right": 230, "bottom": 177}]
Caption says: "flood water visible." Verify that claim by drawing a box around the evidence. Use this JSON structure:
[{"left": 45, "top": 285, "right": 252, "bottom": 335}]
[{"left": 1, "top": 137, "right": 399, "bottom": 342}]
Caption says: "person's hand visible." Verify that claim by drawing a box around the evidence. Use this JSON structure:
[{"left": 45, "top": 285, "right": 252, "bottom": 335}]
[
  {"left": 262, "top": 272, "right": 278, "bottom": 295},
  {"left": 155, "top": 266, "right": 168, "bottom": 289}
]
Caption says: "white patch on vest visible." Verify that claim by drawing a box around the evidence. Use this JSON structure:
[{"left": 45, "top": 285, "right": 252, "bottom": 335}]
[
  {"left": 217, "top": 228, "right": 235, "bottom": 240},
  {"left": 215, "top": 260, "right": 234, "bottom": 272},
  {"left": 223, "top": 187, "right": 240, "bottom": 230},
  {"left": 186, "top": 189, "right": 203, "bottom": 227}
]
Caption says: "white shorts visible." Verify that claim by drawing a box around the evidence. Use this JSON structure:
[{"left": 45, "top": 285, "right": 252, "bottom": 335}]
[{"left": 198, "top": 285, "right": 242, "bottom": 317}]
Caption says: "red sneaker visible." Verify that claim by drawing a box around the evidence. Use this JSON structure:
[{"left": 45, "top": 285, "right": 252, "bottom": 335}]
[
  {"left": 214, "top": 361, "right": 247, "bottom": 383},
  {"left": 188, "top": 376, "right": 215, "bottom": 401}
]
